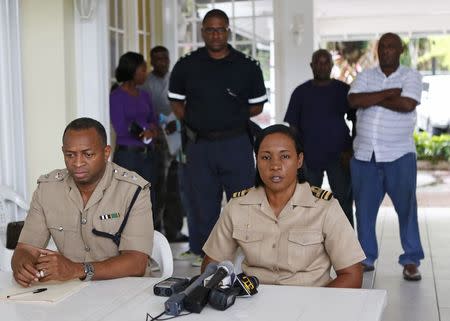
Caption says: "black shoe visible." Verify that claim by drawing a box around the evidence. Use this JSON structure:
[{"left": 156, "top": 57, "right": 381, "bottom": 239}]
[
  {"left": 403, "top": 264, "right": 421, "bottom": 281},
  {"left": 362, "top": 263, "right": 375, "bottom": 272}
]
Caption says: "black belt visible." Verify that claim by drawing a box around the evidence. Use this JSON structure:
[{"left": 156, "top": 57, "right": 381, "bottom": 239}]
[
  {"left": 196, "top": 127, "right": 247, "bottom": 141},
  {"left": 116, "top": 145, "right": 151, "bottom": 153}
]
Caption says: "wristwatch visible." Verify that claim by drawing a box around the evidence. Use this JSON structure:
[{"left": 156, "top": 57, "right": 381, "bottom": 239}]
[{"left": 82, "top": 262, "right": 95, "bottom": 281}]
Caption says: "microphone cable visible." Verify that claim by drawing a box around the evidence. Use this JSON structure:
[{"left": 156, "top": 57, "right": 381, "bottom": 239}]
[{"left": 145, "top": 311, "right": 192, "bottom": 321}]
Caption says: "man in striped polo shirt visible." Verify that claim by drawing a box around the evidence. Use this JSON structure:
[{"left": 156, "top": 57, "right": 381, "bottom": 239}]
[{"left": 348, "top": 33, "right": 424, "bottom": 281}]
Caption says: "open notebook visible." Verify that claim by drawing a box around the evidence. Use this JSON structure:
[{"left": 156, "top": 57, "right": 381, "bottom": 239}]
[{"left": 0, "top": 280, "right": 89, "bottom": 303}]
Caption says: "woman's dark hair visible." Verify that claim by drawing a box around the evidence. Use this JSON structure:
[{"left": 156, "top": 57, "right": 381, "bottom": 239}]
[
  {"left": 254, "top": 124, "right": 306, "bottom": 187},
  {"left": 115, "top": 52, "right": 145, "bottom": 83}
]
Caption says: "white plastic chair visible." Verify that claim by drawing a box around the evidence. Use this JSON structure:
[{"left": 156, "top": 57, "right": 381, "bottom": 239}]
[
  {"left": 151, "top": 231, "right": 173, "bottom": 278},
  {"left": 233, "top": 247, "right": 245, "bottom": 274},
  {"left": 0, "top": 185, "right": 29, "bottom": 272}
]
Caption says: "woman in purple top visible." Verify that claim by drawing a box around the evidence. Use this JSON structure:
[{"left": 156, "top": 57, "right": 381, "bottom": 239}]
[{"left": 110, "top": 52, "right": 158, "bottom": 219}]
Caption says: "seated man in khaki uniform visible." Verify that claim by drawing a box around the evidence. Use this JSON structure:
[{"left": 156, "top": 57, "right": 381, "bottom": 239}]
[
  {"left": 202, "top": 124, "right": 365, "bottom": 288},
  {"left": 11, "top": 117, "right": 154, "bottom": 287}
]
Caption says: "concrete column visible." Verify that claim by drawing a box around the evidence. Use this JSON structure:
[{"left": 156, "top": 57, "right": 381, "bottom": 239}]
[
  {"left": 274, "top": 0, "right": 316, "bottom": 122},
  {"left": 73, "top": 0, "right": 110, "bottom": 140}
]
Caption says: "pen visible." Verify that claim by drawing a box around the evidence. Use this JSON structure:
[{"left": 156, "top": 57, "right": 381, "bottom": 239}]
[{"left": 7, "top": 288, "right": 47, "bottom": 299}]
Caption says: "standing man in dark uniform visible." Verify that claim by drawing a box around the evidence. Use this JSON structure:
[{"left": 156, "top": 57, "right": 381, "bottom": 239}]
[
  {"left": 284, "top": 49, "right": 355, "bottom": 227},
  {"left": 168, "top": 9, "right": 267, "bottom": 266}
]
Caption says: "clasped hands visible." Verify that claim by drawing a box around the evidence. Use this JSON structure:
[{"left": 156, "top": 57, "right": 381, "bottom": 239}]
[{"left": 13, "top": 247, "right": 81, "bottom": 287}]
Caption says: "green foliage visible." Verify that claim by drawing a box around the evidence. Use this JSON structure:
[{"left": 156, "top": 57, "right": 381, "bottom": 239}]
[{"left": 414, "top": 131, "right": 450, "bottom": 162}]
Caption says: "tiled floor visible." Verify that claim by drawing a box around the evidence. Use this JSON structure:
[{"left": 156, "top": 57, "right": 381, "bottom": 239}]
[{"left": 170, "top": 206, "right": 450, "bottom": 321}]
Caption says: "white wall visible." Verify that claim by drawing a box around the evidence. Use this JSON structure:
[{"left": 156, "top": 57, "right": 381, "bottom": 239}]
[{"left": 21, "top": 0, "right": 76, "bottom": 198}]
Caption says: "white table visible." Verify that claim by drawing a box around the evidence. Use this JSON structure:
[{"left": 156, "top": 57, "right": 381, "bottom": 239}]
[{"left": 0, "top": 272, "right": 387, "bottom": 321}]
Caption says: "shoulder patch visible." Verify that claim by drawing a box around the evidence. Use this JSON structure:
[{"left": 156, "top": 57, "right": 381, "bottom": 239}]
[
  {"left": 112, "top": 167, "right": 150, "bottom": 189},
  {"left": 310, "top": 186, "right": 333, "bottom": 201},
  {"left": 37, "top": 169, "right": 68, "bottom": 183},
  {"left": 232, "top": 188, "right": 250, "bottom": 198}
]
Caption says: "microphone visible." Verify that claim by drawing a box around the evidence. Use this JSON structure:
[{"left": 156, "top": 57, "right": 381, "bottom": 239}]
[
  {"left": 164, "top": 263, "right": 217, "bottom": 316},
  {"left": 208, "top": 273, "right": 259, "bottom": 311},
  {"left": 184, "top": 261, "right": 234, "bottom": 313},
  {"left": 234, "top": 273, "right": 259, "bottom": 296}
]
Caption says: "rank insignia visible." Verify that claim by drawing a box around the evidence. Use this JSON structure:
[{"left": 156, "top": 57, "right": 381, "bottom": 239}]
[{"left": 99, "top": 213, "right": 120, "bottom": 220}]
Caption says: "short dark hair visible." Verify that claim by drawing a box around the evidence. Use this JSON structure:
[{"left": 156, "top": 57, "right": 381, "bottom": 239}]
[
  {"left": 63, "top": 117, "right": 107, "bottom": 147},
  {"left": 312, "top": 49, "right": 332, "bottom": 63},
  {"left": 115, "top": 52, "right": 145, "bottom": 83},
  {"left": 202, "top": 9, "right": 229, "bottom": 25},
  {"left": 150, "top": 45, "right": 169, "bottom": 58},
  {"left": 254, "top": 124, "right": 305, "bottom": 187}
]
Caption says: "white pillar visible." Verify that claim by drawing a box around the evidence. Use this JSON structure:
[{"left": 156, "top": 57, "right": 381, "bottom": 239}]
[
  {"left": 0, "top": 0, "right": 28, "bottom": 220},
  {"left": 274, "top": 0, "right": 316, "bottom": 122},
  {"left": 73, "top": 0, "right": 110, "bottom": 142},
  {"left": 162, "top": 0, "right": 178, "bottom": 64}
]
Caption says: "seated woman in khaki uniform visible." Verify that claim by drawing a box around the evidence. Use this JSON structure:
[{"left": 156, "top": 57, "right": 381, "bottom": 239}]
[{"left": 201, "top": 124, "right": 365, "bottom": 288}]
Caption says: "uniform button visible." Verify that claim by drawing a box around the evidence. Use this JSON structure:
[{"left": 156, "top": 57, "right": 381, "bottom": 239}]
[
  {"left": 272, "top": 243, "right": 276, "bottom": 249},
  {"left": 274, "top": 221, "right": 278, "bottom": 224},
  {"left": 81, "top": 218, "right": 87, "bottom": 225},
  {"left": 85, "top": 246, "right": 90, "bottom": 252}
]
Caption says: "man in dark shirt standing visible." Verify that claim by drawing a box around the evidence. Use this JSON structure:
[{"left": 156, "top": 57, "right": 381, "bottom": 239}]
[
  {"left": 168, "top": 9, "right": 267, "bottom": 266},
  {"left": 284, "top": 49, "right": 355, "bottom": 226}
]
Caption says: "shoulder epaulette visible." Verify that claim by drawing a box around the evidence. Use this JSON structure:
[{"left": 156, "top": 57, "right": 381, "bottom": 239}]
[
  {"left": 37, "top": 169, "right": 68, "bottom": 183},
  {"left": 232, "top": 188, "right": 250, "bottom": 198},
  {"left": 243, "top": 54, "right": 260, "bottom": 66},
  {"left": 178, "top": 50, "right": 194, "bottom": 61},
  {"left": 113, "top": 168, "right": 150, "bottom": 189},
  {"left": 310, "top": 186, "right": 333, "bottom": 201}
]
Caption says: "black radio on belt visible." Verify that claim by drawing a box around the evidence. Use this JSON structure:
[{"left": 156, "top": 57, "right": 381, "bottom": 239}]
[{"left": 153, "top": 277, "right": 190, "bottom": 297}]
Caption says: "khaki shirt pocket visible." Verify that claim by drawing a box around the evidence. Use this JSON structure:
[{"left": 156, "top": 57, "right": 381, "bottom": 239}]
[
  {"left": 92, "top": 216, "right": 123, "bottom": 235},
  {"left": 48, "top": 224, "right": 79, "bottom": 254},
  {"left": 287, "top": 230, "right": 324, "bottom": 270},
  {"left": 232, "top": 228, "right": 263, "bottom": 266}
]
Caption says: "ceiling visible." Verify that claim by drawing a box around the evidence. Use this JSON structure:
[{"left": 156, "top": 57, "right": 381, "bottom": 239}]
[{"left": 314, "top": 0, "right": 450, "bottom": 40}]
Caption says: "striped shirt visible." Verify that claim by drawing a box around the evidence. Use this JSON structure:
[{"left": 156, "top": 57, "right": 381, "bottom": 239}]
[{"left": 349, "top": 66, "right": 422, "bottom": 162}]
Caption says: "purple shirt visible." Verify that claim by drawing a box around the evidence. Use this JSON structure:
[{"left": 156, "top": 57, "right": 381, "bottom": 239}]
[{"left": 110, "top": 87, "right": 157, "bottom": 147}]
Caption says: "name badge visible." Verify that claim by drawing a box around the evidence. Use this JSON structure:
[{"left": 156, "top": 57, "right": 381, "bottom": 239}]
[{"left": 99, "top": 213, "right": 120, "bottom": 220}]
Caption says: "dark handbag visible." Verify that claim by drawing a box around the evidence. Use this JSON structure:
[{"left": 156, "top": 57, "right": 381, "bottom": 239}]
[
  {"left": 129, "top": 121, "right": 144, "bottom": 139},
  {"left": 6, "top": 220, "right": 24, "bottom": 249}
]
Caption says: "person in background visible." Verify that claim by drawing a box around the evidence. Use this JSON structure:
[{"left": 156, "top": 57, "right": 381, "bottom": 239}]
[
  {"left": 348, "top": 33, "right": 424, "bottom": 280},
  {"left": 284, "top": 49, "right": 355, "bottom": 226},
  {"left": 12, "top": 118, "right": 153, "bottom": 287},
  {"left": 201, "top": 124, "right": 365, "bottom": 288},
  {"left": 140, "top": 46, "right": 188, "bottom": 243},
  {"left": 168, "top": 9, "right": 267, "bottom": 267},
  {"left": 110, "top": 51, "right": 158, "bottom": 225}
]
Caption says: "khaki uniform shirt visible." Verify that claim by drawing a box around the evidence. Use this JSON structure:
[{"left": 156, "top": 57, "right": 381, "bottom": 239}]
[
  {"left": 19, "top": 162, "right": 154, "bottom": 265},
  {"left": 203, "top": 183, "right": 366, "bottom": 287}
]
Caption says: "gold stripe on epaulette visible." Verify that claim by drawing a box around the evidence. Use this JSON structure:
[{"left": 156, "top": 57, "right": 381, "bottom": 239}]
[
  {"left": 232, "top": 188, "right": 250, "bottom": 198},
  {"left": 311, "top": 186, "right": 333, "bottom": 201}
]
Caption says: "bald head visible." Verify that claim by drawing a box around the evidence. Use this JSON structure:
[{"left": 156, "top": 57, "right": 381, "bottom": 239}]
[
  {"left": 378, "top": 32, "right": 403, "bottom": 72},
  {"left": 310, "top": 49, "right": 333, "bottom": 82}
]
